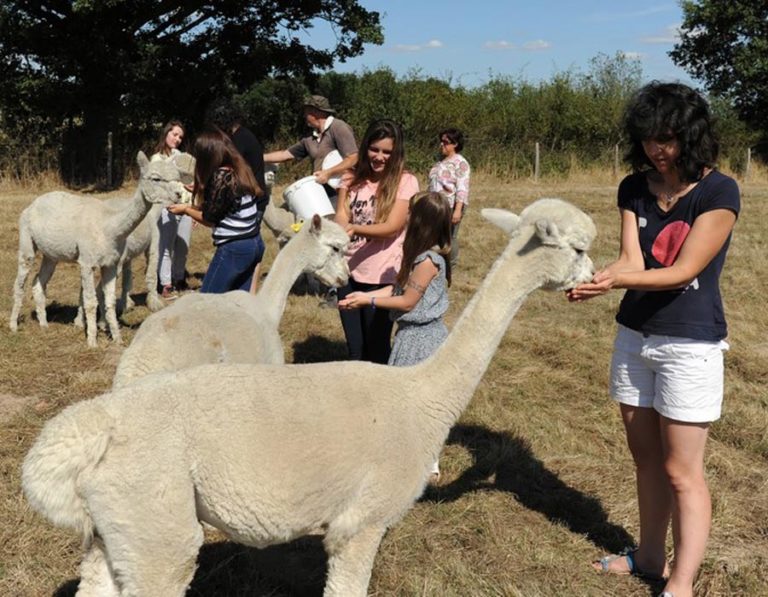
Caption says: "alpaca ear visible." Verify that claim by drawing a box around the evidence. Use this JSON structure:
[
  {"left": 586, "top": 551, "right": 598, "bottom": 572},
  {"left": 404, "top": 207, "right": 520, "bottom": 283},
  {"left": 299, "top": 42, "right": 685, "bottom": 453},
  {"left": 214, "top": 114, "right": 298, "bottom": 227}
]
[
  {"left": 310, "top": 214, "right": 323, "bottom": 235},
  {"left": 481, "top": 208, "right": 521, "bottom": 235},
  {"left": 136, "top": 151, "right": 149, "bottom": 175},
  {"left": 534, "top": 218, "right": 563, "bottom": 246}
]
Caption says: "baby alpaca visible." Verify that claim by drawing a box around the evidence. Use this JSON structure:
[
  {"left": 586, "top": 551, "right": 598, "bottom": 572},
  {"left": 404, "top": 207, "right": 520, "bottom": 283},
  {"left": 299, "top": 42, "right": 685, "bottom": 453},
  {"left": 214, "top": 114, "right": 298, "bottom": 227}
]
[
  {"left": 9, "top": 152, "right": 183, "bottom": 347},
  {"left": 111, "top": 214, "right": 349, "bottom": 387},
  {"left": 23, "top": 199, "right": 596, "bottom": 596}
]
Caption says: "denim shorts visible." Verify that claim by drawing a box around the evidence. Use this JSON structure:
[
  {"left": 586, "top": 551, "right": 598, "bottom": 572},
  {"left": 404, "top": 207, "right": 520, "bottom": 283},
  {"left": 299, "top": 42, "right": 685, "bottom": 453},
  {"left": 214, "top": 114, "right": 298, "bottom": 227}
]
[{"left": 609, "top": 324, "right": 729, "bottom": 423}]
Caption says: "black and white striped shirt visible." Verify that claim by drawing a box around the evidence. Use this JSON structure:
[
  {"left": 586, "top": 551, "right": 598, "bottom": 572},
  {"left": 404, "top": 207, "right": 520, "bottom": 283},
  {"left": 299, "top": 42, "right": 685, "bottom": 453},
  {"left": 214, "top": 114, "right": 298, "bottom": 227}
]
[{"left": 202, "top": 168, "right": 262, "bottom": 246}]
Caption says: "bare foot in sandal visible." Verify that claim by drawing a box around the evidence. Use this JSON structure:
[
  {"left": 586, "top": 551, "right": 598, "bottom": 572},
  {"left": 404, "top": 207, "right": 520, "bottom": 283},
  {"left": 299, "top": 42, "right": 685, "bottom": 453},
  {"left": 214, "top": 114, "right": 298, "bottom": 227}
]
[{"left": 593, "top": 548, "right": 669, "bottom": 580}]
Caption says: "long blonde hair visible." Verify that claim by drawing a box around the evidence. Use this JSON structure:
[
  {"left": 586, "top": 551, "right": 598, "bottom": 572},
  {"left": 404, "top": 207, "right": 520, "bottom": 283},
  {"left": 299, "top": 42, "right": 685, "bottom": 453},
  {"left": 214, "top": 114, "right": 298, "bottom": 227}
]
[{"left": 348, "top": 119, "right": 407, "bottom": 224}]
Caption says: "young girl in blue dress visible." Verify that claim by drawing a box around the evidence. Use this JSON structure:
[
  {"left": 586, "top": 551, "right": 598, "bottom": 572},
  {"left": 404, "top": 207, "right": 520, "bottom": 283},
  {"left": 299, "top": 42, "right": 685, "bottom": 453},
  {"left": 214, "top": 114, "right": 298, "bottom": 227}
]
[{"left": 338, "top": 191, "right": 452, "bottom": 364}]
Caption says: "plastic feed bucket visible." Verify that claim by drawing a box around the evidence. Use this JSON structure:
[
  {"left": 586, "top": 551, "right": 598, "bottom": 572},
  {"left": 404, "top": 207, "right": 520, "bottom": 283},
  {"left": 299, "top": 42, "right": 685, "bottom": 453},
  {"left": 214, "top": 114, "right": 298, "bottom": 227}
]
[
  {"left": 321, "top": 150, "right": 343, "bottom": 189},
  {"left": 283, "top": 175, "right": 335, "bottom": 220}
]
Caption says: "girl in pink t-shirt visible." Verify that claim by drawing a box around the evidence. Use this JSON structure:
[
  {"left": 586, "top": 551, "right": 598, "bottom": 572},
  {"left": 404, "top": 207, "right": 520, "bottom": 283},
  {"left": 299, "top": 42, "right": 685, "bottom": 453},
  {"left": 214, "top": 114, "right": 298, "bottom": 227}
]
[{"left": 335, "top": 119, "right": 419, "bottom": 363}]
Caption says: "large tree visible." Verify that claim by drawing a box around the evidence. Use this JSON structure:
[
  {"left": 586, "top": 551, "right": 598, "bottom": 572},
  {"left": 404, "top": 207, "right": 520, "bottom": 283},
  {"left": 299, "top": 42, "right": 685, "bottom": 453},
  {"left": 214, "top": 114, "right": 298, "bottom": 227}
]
[
  {"left": 670, "top": 1, "right": 768, "bottom": 148},
  {"left": 0, "top": 1, "right": 382, "bottom": 183}
]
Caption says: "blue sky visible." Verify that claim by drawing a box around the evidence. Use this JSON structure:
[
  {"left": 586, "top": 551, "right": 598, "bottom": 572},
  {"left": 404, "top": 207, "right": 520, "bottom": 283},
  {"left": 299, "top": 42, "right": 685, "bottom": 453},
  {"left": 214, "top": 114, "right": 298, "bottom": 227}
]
[{"left": 303, "top": 1, "right": 694, "bottom": 87}]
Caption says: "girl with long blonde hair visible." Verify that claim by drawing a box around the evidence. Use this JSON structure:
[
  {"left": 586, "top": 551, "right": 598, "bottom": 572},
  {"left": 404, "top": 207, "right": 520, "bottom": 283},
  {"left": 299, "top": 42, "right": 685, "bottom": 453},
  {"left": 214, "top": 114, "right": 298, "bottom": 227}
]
[{"left": 334, "top": 119, "right": 419, "bottom": 363}]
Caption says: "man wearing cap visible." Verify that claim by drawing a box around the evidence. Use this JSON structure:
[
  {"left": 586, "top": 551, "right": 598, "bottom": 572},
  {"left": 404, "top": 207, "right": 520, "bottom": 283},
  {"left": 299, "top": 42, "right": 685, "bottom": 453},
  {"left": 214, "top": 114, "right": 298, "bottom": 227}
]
[{"left": 264, "top": 95, "right": 358, "bottom": 193}]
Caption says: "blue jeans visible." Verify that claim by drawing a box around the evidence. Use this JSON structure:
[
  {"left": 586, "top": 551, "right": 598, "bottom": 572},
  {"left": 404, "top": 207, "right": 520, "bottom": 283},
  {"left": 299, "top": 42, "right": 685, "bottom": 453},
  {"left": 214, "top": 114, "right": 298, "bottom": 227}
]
[{"left": 201, "top": 235, "right": 265, "bottom": 294}]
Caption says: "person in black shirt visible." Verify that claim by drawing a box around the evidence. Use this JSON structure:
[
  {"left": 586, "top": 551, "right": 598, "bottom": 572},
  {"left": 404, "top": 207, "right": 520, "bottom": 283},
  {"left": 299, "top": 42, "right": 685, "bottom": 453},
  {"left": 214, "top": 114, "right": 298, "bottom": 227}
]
[
  {"left": 569, "top": 82, "right": 739, "bottom": 597},
  {"left": 207, "top": 101, "right": 268, "bottom": 219}
]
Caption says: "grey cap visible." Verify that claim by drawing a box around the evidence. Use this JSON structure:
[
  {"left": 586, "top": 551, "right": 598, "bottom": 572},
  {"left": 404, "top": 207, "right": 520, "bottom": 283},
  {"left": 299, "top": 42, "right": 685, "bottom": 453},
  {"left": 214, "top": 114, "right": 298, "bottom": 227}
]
[{"left": 302, "top": 95, "right": 336, "bottom": 114}]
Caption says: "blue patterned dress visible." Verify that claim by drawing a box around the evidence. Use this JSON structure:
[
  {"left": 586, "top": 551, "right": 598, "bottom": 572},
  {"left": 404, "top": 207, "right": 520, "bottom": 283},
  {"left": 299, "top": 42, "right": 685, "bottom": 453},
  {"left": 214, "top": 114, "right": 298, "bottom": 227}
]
[{"left": 388, "top": 250, "right": 449, "bottom": 366}]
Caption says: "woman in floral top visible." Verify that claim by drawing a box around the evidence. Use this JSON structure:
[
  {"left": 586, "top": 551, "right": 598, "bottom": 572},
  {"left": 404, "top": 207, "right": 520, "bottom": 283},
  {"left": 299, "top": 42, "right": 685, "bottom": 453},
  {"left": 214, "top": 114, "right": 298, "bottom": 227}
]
[{"left": 428, "top": 128, "right": 470, "bottom": 266}]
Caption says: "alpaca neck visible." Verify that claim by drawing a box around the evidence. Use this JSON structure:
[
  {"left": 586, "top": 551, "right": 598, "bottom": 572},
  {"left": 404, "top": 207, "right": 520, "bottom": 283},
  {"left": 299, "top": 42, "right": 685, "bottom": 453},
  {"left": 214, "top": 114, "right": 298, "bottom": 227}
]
[
  {"left": 104, "top": 185, "right": 153, "bottom": 241},
  {"left": 250, "top": 231, "right": 312, "bottom": 322},
  {"left": 415, "top": 232, "right": 551, "bottom": 435}
]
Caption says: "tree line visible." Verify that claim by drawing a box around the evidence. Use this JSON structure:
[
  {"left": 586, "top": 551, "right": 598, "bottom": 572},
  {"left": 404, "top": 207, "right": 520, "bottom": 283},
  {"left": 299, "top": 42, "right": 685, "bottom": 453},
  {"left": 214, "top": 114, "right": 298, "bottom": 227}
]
[{"left": 0, "top": 1, "right": 764, "bottom": 186}]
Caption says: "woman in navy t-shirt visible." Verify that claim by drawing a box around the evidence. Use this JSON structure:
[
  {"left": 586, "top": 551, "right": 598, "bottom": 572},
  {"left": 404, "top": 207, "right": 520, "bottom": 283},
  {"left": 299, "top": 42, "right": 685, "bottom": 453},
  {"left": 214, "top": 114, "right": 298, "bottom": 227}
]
[{"left": 569, "top": 82, "right": 739, "bottom": 597}]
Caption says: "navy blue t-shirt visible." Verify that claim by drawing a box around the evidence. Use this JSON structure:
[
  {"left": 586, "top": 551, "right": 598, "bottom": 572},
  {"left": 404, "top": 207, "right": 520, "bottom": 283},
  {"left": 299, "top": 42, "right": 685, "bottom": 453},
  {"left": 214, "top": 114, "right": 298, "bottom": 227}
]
[{"left": 615, "top": 170, "right": 740, "bottom": 341}]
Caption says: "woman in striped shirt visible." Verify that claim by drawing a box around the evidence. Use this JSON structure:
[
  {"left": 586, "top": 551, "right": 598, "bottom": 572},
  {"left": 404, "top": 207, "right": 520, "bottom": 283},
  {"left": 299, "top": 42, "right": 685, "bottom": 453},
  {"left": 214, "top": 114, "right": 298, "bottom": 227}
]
[{"left": 168, "top": 127, "right": 264, "bottom": 293}]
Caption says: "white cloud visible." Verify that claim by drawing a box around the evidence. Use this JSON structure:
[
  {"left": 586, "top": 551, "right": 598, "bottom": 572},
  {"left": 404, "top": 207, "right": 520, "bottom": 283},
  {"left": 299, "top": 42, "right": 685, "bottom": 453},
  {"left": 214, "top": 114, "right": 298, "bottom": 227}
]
[
  {"left": 484, "top": 40, "right": 516, "bottom": 50},
  {"left": 640, "top": 24, "right": 681, "bottom": 44},
  {"left": 523, "top": 39, "right": 551, "bottom": 51},
  {"left": 392, "top": 39, "right": 444, "bottom": 52}
]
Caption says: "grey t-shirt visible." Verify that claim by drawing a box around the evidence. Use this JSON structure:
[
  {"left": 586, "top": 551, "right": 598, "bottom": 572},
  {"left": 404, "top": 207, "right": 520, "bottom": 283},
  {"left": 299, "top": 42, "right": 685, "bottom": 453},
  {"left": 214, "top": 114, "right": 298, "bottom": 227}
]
[{"left": 288, "top": 117, "right": 358, "bottom": 171}]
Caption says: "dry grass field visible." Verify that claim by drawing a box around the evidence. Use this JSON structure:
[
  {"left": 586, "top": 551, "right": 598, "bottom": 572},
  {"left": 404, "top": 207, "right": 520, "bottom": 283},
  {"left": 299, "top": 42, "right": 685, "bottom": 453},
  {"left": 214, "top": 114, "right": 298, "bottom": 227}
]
[{"left": 0, "top": 172, "right": 766, "bottom": 596}]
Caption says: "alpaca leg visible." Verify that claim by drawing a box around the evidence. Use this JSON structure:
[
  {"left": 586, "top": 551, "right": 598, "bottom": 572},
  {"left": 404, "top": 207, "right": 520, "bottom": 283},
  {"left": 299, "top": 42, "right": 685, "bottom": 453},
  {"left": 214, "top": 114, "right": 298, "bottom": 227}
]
[
  {"left": 31, "top": 256, "right": 57, "bottom": 329},
  {"left": 80, "top": 265, "right": 99, "bottom": 347},
  {"left": 76, "top": 538, "right": 120, "bottom": 597},
  {"left": 120, "top": 259, "right": 135, "bottom": 313},
  {"left": 9, "top": 243, "right": 35, "bottom": 332},
  {"left": 75, "top": 287, "right": 85, "bottom": 328},
  {"left": 95, "top": 281, "right": 107, "bottom": 331},
  {"left": 100, "top": 266, "right": 122, "bottom": 344},
  {"left": 91, "top": 488, "right": 204, "bottom": 595},
  {"left": 323, "top": 525, "right": 386, "bottom": 597}
]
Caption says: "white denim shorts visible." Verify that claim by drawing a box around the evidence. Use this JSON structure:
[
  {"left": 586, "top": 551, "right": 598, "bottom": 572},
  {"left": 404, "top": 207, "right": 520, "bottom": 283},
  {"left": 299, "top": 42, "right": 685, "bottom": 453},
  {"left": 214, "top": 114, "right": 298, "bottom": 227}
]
[{"left": 609, "top": 324, "right": 729, "bottom": 423}]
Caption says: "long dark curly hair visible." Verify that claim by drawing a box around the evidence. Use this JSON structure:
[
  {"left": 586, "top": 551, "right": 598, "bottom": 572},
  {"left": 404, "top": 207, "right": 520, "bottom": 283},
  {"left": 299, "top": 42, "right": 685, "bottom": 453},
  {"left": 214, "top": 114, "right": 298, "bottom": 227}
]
[{"left": 623, "top": 81, "right": 719, "bottom": 182}]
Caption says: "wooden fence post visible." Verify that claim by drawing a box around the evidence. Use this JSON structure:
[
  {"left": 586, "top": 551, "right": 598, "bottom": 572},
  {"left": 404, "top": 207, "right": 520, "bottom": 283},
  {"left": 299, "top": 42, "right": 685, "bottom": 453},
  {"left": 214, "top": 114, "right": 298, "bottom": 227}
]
[
  {"left": 534, "top": 142, "right": 540, "bottom": 182},
  {"left": 613, "top": 144, "right": 619, "bottom": 179},
  {"left": 745, "top": 147, "right": 751, "bottom": 182}
]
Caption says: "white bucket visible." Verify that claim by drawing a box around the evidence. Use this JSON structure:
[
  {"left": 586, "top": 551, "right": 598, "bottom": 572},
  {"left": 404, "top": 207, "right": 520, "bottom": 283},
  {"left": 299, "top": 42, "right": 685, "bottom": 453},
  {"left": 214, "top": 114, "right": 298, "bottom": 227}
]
[
  {"left": 321, "top": 150, "right": 343, "bottom": 189},
  {"left": 283, "top": 175, "right": 335, "bottom": 220}
]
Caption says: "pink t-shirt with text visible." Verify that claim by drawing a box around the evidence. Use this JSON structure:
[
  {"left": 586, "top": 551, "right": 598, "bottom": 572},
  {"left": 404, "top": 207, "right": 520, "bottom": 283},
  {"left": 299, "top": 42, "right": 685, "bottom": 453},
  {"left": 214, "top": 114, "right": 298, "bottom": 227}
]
[{"left": 341, "top": 172, "right": 419, "bottom": 284}]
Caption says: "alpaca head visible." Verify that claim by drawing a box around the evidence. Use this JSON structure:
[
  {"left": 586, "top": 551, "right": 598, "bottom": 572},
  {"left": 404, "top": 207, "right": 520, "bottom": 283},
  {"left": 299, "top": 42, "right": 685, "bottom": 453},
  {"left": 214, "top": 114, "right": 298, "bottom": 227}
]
[
  {"left": 482, "top": 198, "right": 596, "bottom": 291},
  {"left": 297, "top": 215, "right": 350, "bottom": 286},
  {"left": 136, "top": 151, "right": 184, "bottom": 206}
]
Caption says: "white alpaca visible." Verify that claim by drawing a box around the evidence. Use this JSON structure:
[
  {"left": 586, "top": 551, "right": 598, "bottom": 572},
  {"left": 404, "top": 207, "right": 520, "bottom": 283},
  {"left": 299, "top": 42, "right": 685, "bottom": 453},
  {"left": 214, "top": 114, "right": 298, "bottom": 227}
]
[
  {"left": 73, "top": 204, "right": 166, "bottom": 333},
  {"left": 22, "top": 198, "right": 596, "bottom": 597},
  {"left": 111, "top": 214, "right": 350, "bottom": 388},
  {"left": 106, "top": 151, "right": 197, "bottom": 316},
  {"left": 9, "top": 152, "right": 183, "bottom": 347}
]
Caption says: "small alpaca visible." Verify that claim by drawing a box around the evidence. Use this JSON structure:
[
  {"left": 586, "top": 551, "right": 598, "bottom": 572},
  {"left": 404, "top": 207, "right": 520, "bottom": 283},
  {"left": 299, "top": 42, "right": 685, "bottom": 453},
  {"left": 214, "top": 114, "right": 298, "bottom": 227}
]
[
  {"left": 111, "top": 214, "right": 349, "bottom": 388},
  {"left": 23, "top": 198, "right": 596, "bottom": 596},
  {"left": 9, "top": 152, "right": 183, "bottom": 347}
]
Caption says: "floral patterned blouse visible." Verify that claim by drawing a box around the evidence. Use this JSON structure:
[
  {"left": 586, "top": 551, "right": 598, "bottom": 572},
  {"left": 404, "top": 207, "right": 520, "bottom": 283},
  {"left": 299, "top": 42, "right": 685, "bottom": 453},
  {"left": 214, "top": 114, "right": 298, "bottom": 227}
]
[{"left": 428, "top": 153, "right": 471, "bottom": 208}]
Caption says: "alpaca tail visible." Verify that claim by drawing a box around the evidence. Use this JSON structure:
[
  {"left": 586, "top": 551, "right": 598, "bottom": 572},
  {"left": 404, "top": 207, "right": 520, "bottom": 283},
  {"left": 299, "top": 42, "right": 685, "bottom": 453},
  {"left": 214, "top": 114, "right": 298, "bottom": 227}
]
[{"left": 22, "top": 400, "right": 115, "bottom": 542}]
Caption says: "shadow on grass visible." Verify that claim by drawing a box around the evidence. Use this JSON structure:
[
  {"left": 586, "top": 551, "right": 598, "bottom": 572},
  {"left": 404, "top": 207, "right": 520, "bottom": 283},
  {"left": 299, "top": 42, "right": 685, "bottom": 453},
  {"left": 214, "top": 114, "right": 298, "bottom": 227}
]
[
  {"left": 422, "top": 424, "right": 636, "bottom": 555},
  {"left": 53, "top": 537, "right": 327, "bottom": 597},
  {"left": 291, "top": 335, "right": 348, "bottom": 363},
  {"left": 38, "top": 302, "right": 79, "bottom": 325}
]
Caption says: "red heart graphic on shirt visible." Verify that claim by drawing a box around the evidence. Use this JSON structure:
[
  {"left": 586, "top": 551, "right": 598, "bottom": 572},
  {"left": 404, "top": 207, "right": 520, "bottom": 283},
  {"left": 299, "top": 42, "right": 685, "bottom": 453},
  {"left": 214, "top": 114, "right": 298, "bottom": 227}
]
[{"left": 652, "top": 220, "right": 691, "bottom": 266}]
